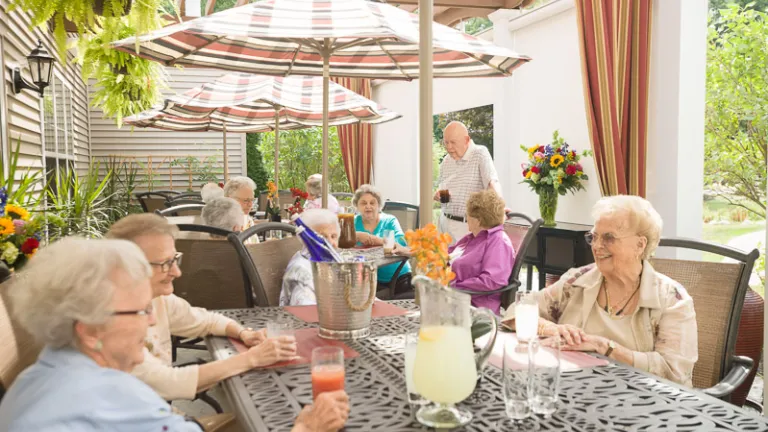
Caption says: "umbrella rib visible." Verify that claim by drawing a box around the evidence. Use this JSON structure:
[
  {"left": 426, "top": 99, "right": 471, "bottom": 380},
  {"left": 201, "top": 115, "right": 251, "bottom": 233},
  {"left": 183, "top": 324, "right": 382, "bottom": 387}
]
[
  {"left": 167, "top": 35, "right": 230, "bottom": 66},
  {"left": 285, "top": 43, "right": 303, "bottom": 76},
  {"left": 332, "top": 37, "right": 376, "bottom": 52},
  {"left": 375, "top": 39, "right": 413, "bottom": 80},
  {"left": 463, "top": 52, "right": 512, "bottom": 77}
]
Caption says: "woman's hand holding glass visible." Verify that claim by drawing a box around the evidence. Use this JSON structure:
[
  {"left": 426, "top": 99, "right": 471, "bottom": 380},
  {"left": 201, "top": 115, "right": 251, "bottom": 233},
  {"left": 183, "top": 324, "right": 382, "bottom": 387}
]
[
  {"left": 539, "top": 322, "right": 586, "bottom": 346},
  {"left": 355, "top": 232, "right": 383, "bottom": 246},
  {"left": 240, "top": 328, "right": 267, "bottom": 347},
  {"left": 245, "top": 336, "right": 297, "bottom": 368},
  {"left": 294, "top": 390, "right": 350, "bottom": 432}
]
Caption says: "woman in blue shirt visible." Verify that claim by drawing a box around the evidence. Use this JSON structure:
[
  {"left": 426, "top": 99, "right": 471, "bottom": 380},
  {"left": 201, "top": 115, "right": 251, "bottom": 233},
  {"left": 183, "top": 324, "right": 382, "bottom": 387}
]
[{"left": 353, "top": 184, "right": 412, "bottom": 298}]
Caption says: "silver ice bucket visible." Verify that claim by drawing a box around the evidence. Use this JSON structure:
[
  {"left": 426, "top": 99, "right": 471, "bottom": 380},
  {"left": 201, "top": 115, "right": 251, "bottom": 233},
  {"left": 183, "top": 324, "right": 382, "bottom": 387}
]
[{"left": 312, "top": 261, "right": 377, "bottom": 340}]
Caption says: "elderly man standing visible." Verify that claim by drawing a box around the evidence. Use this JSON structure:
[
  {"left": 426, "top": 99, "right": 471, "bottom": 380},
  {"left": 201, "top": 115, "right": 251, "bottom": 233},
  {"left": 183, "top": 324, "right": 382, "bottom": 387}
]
[{"left": 435, "top": 121, "right": 503, "bottom": 243}]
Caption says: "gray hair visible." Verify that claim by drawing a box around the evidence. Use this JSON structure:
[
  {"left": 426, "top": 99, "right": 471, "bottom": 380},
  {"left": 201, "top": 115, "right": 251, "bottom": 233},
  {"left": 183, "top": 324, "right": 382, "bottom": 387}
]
[
  {"left": 300, "top": 208, "right": 340, "bottom": 232},
  {"left": 223, "top": 176, "right": 256, "bottom": 198},
  {"left": 201, "top": 182, "right": 224, "bottom": 203},
  {"left": 352, "top": 184, "right": 384, "bottom": 210},
  {"left": 8, "top": 237, "right": 152, "bottom": 349},
  {"left": 591, "top": 195, "right": 663, "bottom": 259},
  {"left": 202, "top": 197, "right": 243, "bottom": 231},
  {"left": 306, "top": 174, "right": 323, "bottom": 197}
]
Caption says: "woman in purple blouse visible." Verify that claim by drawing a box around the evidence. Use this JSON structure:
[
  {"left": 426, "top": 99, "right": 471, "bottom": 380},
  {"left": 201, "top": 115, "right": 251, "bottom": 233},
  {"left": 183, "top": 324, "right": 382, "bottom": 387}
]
[{"left": 449, "top": 190, "right": 515, "bottom": 315}]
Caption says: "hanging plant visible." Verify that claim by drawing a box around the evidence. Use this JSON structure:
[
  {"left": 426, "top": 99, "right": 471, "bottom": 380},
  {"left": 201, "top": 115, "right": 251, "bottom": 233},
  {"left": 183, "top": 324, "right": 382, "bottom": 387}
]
[{"left": 78, "top": 16, "right": 168, "bottom": 127}]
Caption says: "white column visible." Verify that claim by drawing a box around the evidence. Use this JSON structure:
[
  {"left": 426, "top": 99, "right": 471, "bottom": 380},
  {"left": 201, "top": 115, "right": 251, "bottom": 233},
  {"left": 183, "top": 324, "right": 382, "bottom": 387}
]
[{"left": 645, "top": 0, "right": 708, "bottom": 257}]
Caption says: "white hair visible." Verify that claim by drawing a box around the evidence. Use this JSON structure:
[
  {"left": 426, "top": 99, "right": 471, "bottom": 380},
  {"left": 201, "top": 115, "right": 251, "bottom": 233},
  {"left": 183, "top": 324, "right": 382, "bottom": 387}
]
[
  {"left": 591, "top": 195, "right": 663, "bottom": 259},
  {"left": 8, "top": 237, "right": 151, "bottom": 349},
  {"left": 201, "top": 182, "right": 224, "bottom": 203},
  {"left": 352, "top": 184, "right": 384, "bottom": 210},
  {"left": 300, "top": 209, "right": 340, "bottom": 232},
  {"left": 223, "top": 176, "right": 256, "bottom": 198},
  {"left": 306, "top": 174, "right": 323, "bottom": 197},
  {"left": 202, "top": 197, "right": 243, "bottom": 231}
]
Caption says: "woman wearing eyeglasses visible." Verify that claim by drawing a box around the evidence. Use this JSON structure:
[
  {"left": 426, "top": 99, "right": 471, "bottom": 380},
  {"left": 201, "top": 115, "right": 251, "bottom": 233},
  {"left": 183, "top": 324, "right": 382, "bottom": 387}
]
[
  {"left": 107, "top": 214, "right": 297, "bottom": 403},
  {"left": 223, "top": 176, "right": 258, "bottom": 234},
  {"left": 503, "top": 196, "right": 698, "bottom": 386}
]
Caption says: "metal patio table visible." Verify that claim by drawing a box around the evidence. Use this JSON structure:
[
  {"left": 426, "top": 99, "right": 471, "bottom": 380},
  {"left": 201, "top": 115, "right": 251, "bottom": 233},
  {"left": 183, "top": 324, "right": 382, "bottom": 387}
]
[{"left": 206, "top": 301, "right": 768, "bottom": 431}]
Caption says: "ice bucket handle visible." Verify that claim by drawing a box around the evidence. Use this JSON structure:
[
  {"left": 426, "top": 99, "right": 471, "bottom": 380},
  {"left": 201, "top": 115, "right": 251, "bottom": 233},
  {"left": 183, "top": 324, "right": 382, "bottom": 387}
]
[{"left": 343, "top": 264, "right": 377, "bottom": 312}]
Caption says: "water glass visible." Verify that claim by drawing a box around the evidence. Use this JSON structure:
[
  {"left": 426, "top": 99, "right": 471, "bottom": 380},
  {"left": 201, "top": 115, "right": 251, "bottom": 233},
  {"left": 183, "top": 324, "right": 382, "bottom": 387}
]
[
  {"left": 529, "top": 337, "right": 560, "bottom": 416},
  {"left": 382, "top": 230, "right": 396, "bottom": 255},
  {"left": 266, "top": 317, "right": 294, "bottom": 339},
  {"left": 403, "top": 332, "right": 428, "bottom": 405},
  {"left": 514, "top": 291, "right": 539, "bottom": 343},
  {"left": 311, "top": 347, "right": 345, "bottom": 401},
  {"left": 501, "top": 337, "right": 532, "bottom": 422}
]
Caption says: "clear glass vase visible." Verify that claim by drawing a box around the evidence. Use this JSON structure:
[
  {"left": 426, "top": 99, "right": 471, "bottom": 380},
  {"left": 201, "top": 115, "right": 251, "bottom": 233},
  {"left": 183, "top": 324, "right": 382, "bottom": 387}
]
[{"left": 538, "top": 189, "right": 558, "bottom": 227}]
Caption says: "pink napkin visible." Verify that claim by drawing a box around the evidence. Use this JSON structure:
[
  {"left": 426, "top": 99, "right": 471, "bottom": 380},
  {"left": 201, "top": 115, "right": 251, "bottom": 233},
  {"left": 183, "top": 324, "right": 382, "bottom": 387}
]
[
  {"left": 284, "top": 301, "right": 409, "bottom": 324},
  {"left": 477, "top": 332, "right": 609, "bottom": 371},
  {"left": 228, "top": 328, "right": 358, "bottom": 369}
]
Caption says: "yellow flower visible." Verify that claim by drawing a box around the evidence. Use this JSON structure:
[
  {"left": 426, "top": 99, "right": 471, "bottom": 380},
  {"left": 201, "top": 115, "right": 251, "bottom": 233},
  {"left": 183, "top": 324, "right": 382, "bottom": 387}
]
[
  {"left": 525, "top": 171, "right": 533, "bottom": 179},
  {"left": 0, "top": 218, "right": 14, "bottom": 235},
  {"left": 550, "top": 155, "right": 565, "bottom": 168},
  {"left": 528, "top": 145, "right": 539, "bottom": 155},
  {"left": 5, "top": 204, "right": 29, "bottom": 221}
]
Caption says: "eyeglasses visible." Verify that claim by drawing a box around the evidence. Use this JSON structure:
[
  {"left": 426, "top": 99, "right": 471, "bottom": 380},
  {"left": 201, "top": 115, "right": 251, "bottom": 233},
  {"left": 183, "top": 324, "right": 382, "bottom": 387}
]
[
  {"left": 236, "top": 197, "right": 256, "bottom": 204},
  {"left": 112, "top": 304, "right": 153, "bottom": 317},
  {"left": 585, "top": 231, "right": 634, "bottom": 247},
  {"left": 149, "top": 252, "right": 183, "bottom": 273}
]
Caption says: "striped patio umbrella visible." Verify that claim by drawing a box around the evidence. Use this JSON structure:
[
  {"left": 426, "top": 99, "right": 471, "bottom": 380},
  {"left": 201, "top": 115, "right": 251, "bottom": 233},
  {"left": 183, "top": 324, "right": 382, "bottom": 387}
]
[
  {"left": 124, "top": 73, "right": 400, "bottom": 183},
  {"left": 113, "top": 0, "right": 531, "bottom": 208}
]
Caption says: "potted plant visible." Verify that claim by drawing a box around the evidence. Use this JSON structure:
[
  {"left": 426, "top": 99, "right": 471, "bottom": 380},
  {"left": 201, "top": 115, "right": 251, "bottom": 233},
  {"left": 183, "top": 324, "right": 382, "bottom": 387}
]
[
  {"left": 520, "top": 131, "right": 592, "bottom": 227},
  {"left": 285, "top": 187, "right": 309, "bottom": 219},
  {"left": 265, "top": 181, "right": 281, "bottom": 222}
]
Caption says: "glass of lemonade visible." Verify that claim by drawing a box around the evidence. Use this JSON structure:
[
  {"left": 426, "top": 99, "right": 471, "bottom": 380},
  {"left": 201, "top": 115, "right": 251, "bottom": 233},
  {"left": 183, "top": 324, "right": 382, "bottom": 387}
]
[
  {"left": 514, "top": 291, "right": 539, "bottom": 343},
  {"left": 403, "top": 332, "right": 428, "bottom": 405}
]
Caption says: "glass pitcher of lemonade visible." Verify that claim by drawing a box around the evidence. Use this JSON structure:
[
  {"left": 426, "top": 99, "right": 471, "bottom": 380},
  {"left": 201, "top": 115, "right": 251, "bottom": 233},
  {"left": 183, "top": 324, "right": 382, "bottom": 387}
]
[
  {"left": 337, "top": 206, "right": 357, "bottom": 249},
  {"left": 412, "top": 276, "right": 498, "bottom": 428}
]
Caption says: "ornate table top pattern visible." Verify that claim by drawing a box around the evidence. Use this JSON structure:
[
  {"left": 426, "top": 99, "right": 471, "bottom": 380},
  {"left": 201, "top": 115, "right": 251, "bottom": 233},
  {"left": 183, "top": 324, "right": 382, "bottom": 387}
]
[{"left": 207, "top": 301, "right": 768, "bottom": 432}]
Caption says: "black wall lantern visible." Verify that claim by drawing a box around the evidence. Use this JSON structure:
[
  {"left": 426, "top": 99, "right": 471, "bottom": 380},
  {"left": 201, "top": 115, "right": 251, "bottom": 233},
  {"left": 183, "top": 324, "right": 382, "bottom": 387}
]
[{"left": 12, "top": 40, "right": 55, "bottom": 97}]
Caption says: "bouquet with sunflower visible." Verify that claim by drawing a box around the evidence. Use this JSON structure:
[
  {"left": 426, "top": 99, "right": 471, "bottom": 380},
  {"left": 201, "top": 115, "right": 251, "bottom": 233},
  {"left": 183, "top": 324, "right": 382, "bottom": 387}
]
[
  {"left": 0, "top": 188, "right": 43, "bottom": 272},
  {"left": 520, "top": 130, "right": 592, "bottom": 226}
]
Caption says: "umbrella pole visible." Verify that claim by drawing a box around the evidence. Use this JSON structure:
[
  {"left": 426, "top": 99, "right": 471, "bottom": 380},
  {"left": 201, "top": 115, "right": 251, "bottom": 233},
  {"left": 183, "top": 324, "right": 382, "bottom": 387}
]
[
  {"left": 223, "top": 124, "right": 229, "bottom": 181},
  {"left": 321, "top": 42, "right": 330, "bottom": 209},
  {"left": 419, "top": 0, "right": 434, "bottom": 227},
  {"left": 274, "top": 110, "right": 280, "bottom": 195}
]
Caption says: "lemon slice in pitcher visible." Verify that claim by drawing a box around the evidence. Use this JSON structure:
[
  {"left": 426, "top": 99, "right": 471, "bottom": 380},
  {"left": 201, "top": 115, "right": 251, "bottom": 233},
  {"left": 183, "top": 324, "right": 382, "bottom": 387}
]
[{"left": 418, "top": 327, "right": 446, "bottom": 342}]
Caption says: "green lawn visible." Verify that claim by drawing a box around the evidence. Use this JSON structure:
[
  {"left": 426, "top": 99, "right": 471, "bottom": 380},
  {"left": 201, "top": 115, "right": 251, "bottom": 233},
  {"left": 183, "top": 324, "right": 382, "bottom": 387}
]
[{"left": 702, "top": 223, "right": 765, "bottom": 247}]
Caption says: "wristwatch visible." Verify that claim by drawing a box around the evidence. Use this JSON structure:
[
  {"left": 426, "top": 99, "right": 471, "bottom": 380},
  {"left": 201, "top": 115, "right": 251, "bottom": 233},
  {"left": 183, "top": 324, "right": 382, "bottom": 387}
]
[{"left": 604, "top": 339, "right": 616, "bottom": 357}]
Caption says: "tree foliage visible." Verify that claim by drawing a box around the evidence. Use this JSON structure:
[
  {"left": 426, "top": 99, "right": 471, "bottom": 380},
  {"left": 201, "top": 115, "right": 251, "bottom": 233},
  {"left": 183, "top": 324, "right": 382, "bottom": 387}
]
[
  {"left": 705, "top": 5, "right": 768, "bottom": 218},
  {"left": 434, "top": 105, "right": 494, "bottom": 157},
  {"left": 246, "top": 133, "right": 269, "bottom": 193},
  {"left": 258, "top": 127, "right": 351, "bottom": 193}
]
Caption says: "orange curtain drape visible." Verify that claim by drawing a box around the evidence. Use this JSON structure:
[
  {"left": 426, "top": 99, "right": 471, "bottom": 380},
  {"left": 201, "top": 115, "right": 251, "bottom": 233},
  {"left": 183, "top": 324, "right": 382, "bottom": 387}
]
[
  {"left": 331, "top": 77, "right": 373, "bottom": 191},
  {"left": 575, "top": 0, "right": 652, "bottom": 197}
]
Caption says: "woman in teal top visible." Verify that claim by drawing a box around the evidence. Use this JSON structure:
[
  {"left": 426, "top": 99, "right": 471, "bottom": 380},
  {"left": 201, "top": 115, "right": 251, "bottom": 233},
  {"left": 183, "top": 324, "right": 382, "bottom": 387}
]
[{"left": 352, "top": 184, "right": 412, "bottom": 298}]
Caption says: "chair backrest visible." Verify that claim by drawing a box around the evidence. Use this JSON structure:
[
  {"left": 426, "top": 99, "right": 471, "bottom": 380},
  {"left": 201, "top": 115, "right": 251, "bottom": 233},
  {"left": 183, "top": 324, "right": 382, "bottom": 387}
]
[
  {"left": 155, "top": 204, "right": 205, "bottom": 217},
  {"left": 164, "top": 199, "right": 205, "bottom": 208},
  {"left": 649, "top": 238, "right": 759, "bottom": 391},
  {"left": 173, "top": 224, "right": 254, "bottom": 309},
  {"left": 228, "top": 223, "right": 301, "bottom": 306},
  {"left": 502, "top": 213, "right": 544, "bottom": 307},
  {"left": 136, "top": 191, "right": 177, "bottom": 213},
  {"left": 382, "top": 201, "right": 420, "bottom": 232},
  {"left": 257, "top": 190, "right": 269, "bottom": 212},
  {"left": 165, "top": 215, "right": 203, "bottom": 225},
  {"left": 0, "top": 283, "right": 43, "bottom": 400},
  {"left": 168, "top": 192, "right": 202, "bottom": 201}
]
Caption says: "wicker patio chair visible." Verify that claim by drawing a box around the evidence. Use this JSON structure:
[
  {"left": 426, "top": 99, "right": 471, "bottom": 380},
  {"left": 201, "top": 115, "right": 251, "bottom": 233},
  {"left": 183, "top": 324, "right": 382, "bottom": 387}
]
[
  {"left": 136, "top": 191, "right": 178, "bottom": 213},
  {"left": 382, "top": 200, "right": 419, "bottom": 232},
  {"left": 650, "top": 238, "right": 760, "bottom": 406},
  {"left": 155, "top": 204, "right": 205, "bottom": 217},
  {"left": 165, "top": 198, "right": 205, "bottom": 207},
  {"left": 228, "top": 223, "right": 301, "bottom": 307}
]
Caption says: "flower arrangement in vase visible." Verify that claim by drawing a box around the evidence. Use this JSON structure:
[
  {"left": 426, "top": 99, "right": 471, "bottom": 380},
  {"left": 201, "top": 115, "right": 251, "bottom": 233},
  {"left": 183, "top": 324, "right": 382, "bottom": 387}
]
[
  {"left": 265, "top": 181, "right": 281, "bottom": 222},
  {"left": 520, "top": 131, "right": 592, "bottom": 226},
  {"left": 0, "top": 188, "right": 44, "bottom": 272},
  {"left": 286, "top": 187, "right": 310, "bottom": 218}
]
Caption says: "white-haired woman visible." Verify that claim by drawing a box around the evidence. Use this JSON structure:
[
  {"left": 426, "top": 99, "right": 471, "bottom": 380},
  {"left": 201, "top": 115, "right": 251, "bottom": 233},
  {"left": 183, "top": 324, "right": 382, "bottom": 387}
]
[
  {"left": 202, "top": 197, "right": 244, "bottom": 232},
  {"left": 223, "top": 176, "right": 257, "bottom": 231},
  {"left": 0, "top": 237, "right": 350, "bottom": 432},
  {"left": 200, "top": 182, "right": 224, "bottom": 203},
  {"left": 280, "top": 209, "right": 341, "bottom": 306},
  {"left": 304, "top": 174, "right": 340, "bottom": 214},
  {"left": 503, "top": 196, "right": 698, "bottom": 386}
]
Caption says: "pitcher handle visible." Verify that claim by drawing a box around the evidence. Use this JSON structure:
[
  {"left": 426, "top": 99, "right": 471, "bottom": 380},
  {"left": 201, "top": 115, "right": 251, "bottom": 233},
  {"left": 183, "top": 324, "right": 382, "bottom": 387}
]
[
  {"left": 473, "top": 308, "right": 498, "bottom": 371},
  {"left": 344, "top": 265, "right": 376, "bottom": 312}
]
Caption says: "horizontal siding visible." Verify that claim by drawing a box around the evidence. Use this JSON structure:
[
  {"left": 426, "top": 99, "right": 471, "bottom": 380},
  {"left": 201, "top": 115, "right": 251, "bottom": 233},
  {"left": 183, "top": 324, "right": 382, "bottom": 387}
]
[
  {"left": 89, "top": 67, "right": 246, "bottom": 192},
  {"left": 1, "top": 2, "right": 90, "bottom": 184}
]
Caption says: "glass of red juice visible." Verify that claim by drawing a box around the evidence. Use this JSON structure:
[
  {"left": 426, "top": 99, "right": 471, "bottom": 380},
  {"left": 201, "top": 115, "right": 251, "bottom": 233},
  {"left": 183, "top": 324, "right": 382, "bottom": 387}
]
[{"left": 311, "top": 346, "right": 345, "bottom": 400}]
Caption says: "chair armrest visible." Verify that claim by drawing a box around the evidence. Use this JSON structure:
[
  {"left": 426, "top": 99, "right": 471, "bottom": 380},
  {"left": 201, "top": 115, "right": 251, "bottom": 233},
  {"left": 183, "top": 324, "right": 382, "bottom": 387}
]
[
  {"left": 465, "top": 281, "right": 521, "bottom": 297},
  {"left": 175, "top": 358, "right": 208, "bottom": 368},
  {"left": 387, "top": 258, "right": 410, "bottom": 299},
  {"left": 702, "top": 355, "right": 753, "bottom": 399},
  {"left": 197, "top": 413, "right": 236, "bottom": 432}
]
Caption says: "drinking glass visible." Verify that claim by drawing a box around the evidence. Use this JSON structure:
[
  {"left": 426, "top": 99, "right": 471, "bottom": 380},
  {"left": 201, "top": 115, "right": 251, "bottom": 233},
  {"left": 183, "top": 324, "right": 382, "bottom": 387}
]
[
  {"left": 382, "top": 230, "right": 395, "bottom": 255},
  {"left": 311, "top": 347, "right": 345, "bottom": 401},
  {"left": 403, "top": 332, "right": 428, "bottom": 405},
  {"left": 266, "top": 317, "right": 294, "bottom": 339},
  {"left": 514, "top": 291, "right": 539, "bottom": 343},
  {"left": 501, "top": 336, "right": 532, "bottom": 424},
  {"left": 529, "top": 337, "right": 560, "bottom": 417},
  {"left": 337, "top": 206, "right": 357, "bottom": 249}
]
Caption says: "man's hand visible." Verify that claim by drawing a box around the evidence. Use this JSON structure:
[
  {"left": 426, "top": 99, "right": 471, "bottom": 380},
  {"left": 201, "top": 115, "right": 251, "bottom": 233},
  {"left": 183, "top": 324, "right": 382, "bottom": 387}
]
[{"left": 433, "top": 190, "right": 440, "bottom": 202}]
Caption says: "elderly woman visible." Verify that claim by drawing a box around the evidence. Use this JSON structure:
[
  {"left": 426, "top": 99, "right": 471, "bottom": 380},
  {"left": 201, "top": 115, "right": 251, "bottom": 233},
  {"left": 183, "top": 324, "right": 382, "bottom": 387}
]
[
  {"left": 200, "top": 182, "right": 224, "bottom": 203},
  {"left": 223, "top": 176, "right": 257, "bottom": 231},
  {"left": 0, "top": 237, "right": 349, "bottom": 431},
  {"left": 353, "top": 184, "right": 412, "bottom": 296},
  {"left": 202, "top": 197, "right": 244, "bottom": 232},
  {"left": 449, "top": 190, "right": 515, "bottom": 315},
  {"left": 503, "top": 196, "right": 698, "bottom": 386},
  {"left": 304, "top": 174, "right": 340, "bottom": 213},
  {"left": 280, "top": 209, "right": 341, "bottom": 306},
  {"left": 107, "top": 214, "right": 297, "bottom": 402}
]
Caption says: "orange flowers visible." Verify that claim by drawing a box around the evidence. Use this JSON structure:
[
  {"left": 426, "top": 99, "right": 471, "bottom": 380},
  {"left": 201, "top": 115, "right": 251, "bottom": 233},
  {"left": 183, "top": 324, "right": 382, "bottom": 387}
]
[
  {"left": 266, "top": 181, "right": 278, "bottom": 201},
  {"left": 405, "top": 224, "right": 455, "bottom": 286}
]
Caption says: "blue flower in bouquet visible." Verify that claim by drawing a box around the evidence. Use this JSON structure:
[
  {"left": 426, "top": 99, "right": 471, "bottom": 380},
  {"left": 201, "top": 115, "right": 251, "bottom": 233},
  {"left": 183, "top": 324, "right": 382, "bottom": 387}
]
[
  {"left": 0, "top": 188, "right": 7, "bottom": 217},
  {"left": 544, "top": 145, "right": 555, "bottom": 157}
]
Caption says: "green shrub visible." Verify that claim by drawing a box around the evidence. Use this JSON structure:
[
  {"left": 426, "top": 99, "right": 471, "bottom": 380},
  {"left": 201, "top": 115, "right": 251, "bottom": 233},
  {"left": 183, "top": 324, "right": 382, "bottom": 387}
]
[{"left": 729, "top": 208, "right": 748, "bottom": 223}]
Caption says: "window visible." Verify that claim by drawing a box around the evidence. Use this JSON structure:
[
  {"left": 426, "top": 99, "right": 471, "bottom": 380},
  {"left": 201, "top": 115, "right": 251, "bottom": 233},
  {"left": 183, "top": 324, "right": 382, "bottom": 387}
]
[{"left": 42, "top": 73, "right": 75, "bottom": 187}]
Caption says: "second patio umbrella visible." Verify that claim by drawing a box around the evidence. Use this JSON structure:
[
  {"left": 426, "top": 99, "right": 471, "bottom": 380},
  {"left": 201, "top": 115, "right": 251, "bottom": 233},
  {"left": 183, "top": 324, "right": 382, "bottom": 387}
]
[{"left": 124, "top": 73, "right": 400, "bottom": 187}]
